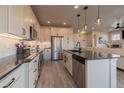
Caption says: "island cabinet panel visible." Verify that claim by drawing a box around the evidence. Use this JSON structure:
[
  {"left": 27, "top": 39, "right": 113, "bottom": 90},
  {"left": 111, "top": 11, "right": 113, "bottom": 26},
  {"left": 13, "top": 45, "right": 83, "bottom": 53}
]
[
  {"left": 110, "top": 58, "right": 117, "bottom": 88},
  {"left": 85, "top": 59, "right": 116, "bottom": 88}
]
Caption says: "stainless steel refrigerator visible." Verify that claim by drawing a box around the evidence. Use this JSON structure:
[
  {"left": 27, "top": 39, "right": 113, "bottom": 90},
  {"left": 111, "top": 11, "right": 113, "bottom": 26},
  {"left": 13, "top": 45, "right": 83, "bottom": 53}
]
[{"left": 51, "top": 36, "right": 63, "bottom": 60}]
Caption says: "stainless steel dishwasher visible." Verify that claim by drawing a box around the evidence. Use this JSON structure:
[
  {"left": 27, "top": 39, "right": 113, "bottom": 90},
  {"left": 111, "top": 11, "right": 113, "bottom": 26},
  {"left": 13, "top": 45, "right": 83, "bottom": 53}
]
[{"left": 72, "top": 54, "right": 85, "bottom": 88}]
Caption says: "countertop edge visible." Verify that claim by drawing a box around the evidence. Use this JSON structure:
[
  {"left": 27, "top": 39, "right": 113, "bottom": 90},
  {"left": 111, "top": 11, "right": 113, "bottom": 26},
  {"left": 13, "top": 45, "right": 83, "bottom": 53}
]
[
  {"left": 0, "top": 51, "right": 43, "bottom": 81},
  {"left": 0, "top": 63, "right": 22, "bottom": 81},
  {"left": 64, "top": 50, "right": 122, "bottom": 60}
]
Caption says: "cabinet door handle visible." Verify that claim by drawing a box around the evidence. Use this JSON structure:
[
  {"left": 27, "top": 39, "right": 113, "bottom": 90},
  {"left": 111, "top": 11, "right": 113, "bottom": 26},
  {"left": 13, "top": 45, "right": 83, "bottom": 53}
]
[
  {"left": 3, "top": 78, "right": 15, "bottom": 88},
  {"left": 33, "top": 69, "right": 37, "bottom": 73},
  {"left": 33, "top": 80, "right": 37, "bottom": 86},
  {"left": 22, "top": 28, "right": 26, "bottom": 35}
]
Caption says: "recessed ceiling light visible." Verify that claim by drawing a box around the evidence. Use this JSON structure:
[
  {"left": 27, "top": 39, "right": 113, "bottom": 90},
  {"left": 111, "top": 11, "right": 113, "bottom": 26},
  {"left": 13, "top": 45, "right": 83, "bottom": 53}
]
[
  {"left": 47, "top": 21, "right": 51, "bottom": 24},
  {"left": 74, "top": 5, "right": 79, "bottom": 9},
  {"left": 63, "top": 22, "right": 67, "bottom": 25}
]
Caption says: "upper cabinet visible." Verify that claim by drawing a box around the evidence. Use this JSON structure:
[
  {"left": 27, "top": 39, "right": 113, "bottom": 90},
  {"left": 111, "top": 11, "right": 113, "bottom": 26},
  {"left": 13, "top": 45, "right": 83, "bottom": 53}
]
[
  {"left": 40, "top": 26, "right": 74, "bottom": 50},
  {"left": 22, "top": 5, "right": 31, "bottom": 39},
  {"left": 8, "top": 6, "right": 24, "bottom": 37},
  {"left": 0, "top": 6, "right": 8, "bottom": 33},
  {"left": 40, "top": 26, "right": 51, "bottom": 42},
  {"left": 0, "top": 5, "right": 40, "bottom": 39}
]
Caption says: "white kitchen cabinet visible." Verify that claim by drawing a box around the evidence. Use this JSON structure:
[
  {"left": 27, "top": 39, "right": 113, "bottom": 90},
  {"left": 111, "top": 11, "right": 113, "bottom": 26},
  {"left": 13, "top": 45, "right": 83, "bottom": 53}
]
[
  {"left": 0, "top": 64, "right": 25, "bottom": 88},
  {"left": 8, "top": 5, "right": 32, "bottom": 38},
  {"left": 24, "top": 55, "right": 39, "bottom": 88},
  {"left": 22, "top": 5, "right": 31, "bottom": 39},
  {"left": 67, "top": 28, "right": 74, "bottom": 50},
  {"left": 8, "top": 5, "right": 24, "bottom": 37},
  {"left": 43, "top": 48, "right": 51, "bottom": 61},
  {"left": 40, "top": 26, "right": 74, "bottom": 50},
  {"left": 40, "top": 26, "right": 51, "bottom": 42},
  {"left": 51, "top": 27, "right": 58, "bottom": 36},
  {"left": 63, "top": 51, "right": 73, "bottom": 75},
  {"left": 37, "top": 24, "right": 41, "bottom": 41},
  {"left": 0, "top": 6, "right": 8, "bottom": 33},
  {"left": 0, "top": 5, "right": 39, "bottom": 39},
  {"left": 73, "top": 33, "right": 81, "bottom": 47},
  {"left": 85, "top": 58, "right": 117, "bottom": 88}
]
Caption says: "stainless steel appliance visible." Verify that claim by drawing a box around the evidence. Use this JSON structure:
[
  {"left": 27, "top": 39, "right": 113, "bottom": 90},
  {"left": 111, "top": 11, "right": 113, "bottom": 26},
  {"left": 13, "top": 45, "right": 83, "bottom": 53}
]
[
  {"left": 30, "top": 26, "right": 37, "bottom": 40},
  {"left": 51, "top": 36, "right": 63, "bottom": 60},
  {"left": 72, "top": 54, "right": 85, "bottom": 88}
]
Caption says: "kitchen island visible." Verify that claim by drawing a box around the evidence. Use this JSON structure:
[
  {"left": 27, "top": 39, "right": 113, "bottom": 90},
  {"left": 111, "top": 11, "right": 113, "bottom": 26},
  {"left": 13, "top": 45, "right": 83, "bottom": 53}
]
[{"left": 63, "top": 50, "right": 121, "bottom": 88}]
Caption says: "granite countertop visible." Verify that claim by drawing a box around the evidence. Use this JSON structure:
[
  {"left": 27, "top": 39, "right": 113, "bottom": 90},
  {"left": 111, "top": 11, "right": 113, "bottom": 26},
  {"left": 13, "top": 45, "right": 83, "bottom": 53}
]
[
  {"left": 64, "top": 50, "right": 122, "bottom": 60},
  {"left": 0, "top": 51, "right": 43, "bottom": 80}
]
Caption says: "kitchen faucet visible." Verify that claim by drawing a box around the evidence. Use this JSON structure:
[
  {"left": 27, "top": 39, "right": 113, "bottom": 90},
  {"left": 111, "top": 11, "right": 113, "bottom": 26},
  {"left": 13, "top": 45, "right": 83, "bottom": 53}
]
[{"left": 76, "top": 42, "right": 82, "bottom": 53}]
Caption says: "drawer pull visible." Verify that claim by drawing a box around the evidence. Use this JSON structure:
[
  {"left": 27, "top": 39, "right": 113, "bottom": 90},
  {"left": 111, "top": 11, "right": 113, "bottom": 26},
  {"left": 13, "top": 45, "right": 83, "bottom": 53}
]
[
  {"left": 33, "top": 80, "right": 37, "bottom": 86},
  {"left": 33, "top": 69, "right": 37, "bottom": 73},
  {"left": 3, "top": 78, "right": 15, "bottom": 88}
]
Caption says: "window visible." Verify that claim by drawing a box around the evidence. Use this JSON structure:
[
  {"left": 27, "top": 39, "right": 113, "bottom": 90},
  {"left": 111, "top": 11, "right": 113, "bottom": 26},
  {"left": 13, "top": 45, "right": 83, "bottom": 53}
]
[{"left": 111, "top": 34, "right": 120, "bottom": 41}]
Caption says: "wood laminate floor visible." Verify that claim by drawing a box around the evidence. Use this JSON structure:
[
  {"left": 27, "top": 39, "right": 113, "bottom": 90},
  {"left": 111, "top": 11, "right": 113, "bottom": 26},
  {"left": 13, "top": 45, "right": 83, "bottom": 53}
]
[
  {"left": 117, "top": 69, "right": 124, "bottom": 88},
  {"left": 36, "top": 61, "right": 77, "bottom": 88},
  {"left": 37, "top": 61, "right": 124, "bottom": 88}
]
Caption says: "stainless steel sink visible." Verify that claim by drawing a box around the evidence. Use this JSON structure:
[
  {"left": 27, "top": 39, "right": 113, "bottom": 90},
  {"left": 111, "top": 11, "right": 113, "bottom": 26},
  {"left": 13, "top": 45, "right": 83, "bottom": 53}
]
[{"left": 69, "top": 50, "right": 79, "bottom": 52}]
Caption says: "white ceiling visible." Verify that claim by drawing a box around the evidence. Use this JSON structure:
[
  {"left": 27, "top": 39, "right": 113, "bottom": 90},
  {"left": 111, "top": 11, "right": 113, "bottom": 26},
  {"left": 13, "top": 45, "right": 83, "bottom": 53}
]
[{"left": 31, "top": 5, "right": 124, "bottom": 32}]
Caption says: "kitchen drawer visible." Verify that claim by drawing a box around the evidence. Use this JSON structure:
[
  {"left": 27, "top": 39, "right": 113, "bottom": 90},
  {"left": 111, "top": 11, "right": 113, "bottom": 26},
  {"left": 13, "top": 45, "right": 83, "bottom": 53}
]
[
  {"left": 29, "top": 56, "right": 39, "bottom": 70},
  {"left": 29, "top": 67, "right": 38, "bottom": 88},
  {"left": 0, "top": 65, "right": 24, "bottom": 88}
]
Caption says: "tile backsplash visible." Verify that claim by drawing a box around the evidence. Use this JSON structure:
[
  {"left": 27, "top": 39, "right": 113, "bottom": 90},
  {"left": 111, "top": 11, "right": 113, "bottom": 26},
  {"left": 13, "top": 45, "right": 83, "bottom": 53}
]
[{"left": 0, "top": 36, "right": 19, "bottom": 59}]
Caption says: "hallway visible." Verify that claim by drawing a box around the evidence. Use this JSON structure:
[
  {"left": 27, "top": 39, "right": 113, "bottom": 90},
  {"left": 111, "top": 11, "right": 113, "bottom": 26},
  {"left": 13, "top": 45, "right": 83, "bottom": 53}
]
[{"left": 37, "top": 61, "right": 77, "bottom": 88}]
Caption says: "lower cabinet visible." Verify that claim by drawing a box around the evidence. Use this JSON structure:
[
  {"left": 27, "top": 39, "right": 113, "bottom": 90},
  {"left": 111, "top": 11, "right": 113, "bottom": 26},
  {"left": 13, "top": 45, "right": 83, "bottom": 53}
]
[
  {"left": 25, "top": 55, "right": 39, "bottom": 88},
  {"left": 63, "top": 51, "right": 73, "bottom": 75},
  {"left": 43, "top": 48, "right": 51, "bottom": 61},
  {"left": 0, "top": 64, "right": 25, "bottom": 88},
  {"left": 0, "top": 55, "right": 39, "bottom": 88}
]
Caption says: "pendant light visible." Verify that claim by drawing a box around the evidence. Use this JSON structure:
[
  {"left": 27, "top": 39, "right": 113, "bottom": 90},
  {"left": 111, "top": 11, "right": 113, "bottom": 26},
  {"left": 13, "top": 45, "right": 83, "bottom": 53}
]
[
  {"left": 96, "top": 5, "right": 102, "bottom": 24},
  {"left": 83, "top": 6, "right": 88, "bottom": 31},
  {"left": 77, "top": 14, "right": 80, "bottom": 32}
]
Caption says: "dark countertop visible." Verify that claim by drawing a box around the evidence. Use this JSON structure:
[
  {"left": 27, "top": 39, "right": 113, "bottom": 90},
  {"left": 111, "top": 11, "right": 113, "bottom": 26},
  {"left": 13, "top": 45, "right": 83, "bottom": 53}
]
[
  {"left": 64, "top": 50, "right": 122, "bottom": 60},
  {"left": 0, "top": 50, "right": 43, "bottom": 80}
]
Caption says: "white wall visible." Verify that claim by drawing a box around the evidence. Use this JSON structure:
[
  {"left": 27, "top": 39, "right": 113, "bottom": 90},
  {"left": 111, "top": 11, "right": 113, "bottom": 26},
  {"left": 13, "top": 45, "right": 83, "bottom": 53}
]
[{"left": 0, "top": 36, "right": 19, "bottom": 58}]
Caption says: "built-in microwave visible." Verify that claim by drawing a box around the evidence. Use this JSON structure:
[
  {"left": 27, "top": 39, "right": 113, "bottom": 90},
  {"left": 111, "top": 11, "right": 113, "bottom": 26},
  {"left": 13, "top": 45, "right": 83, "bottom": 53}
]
[{"left": 30, "top": 26, "right": 37, "bottom": 40}]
